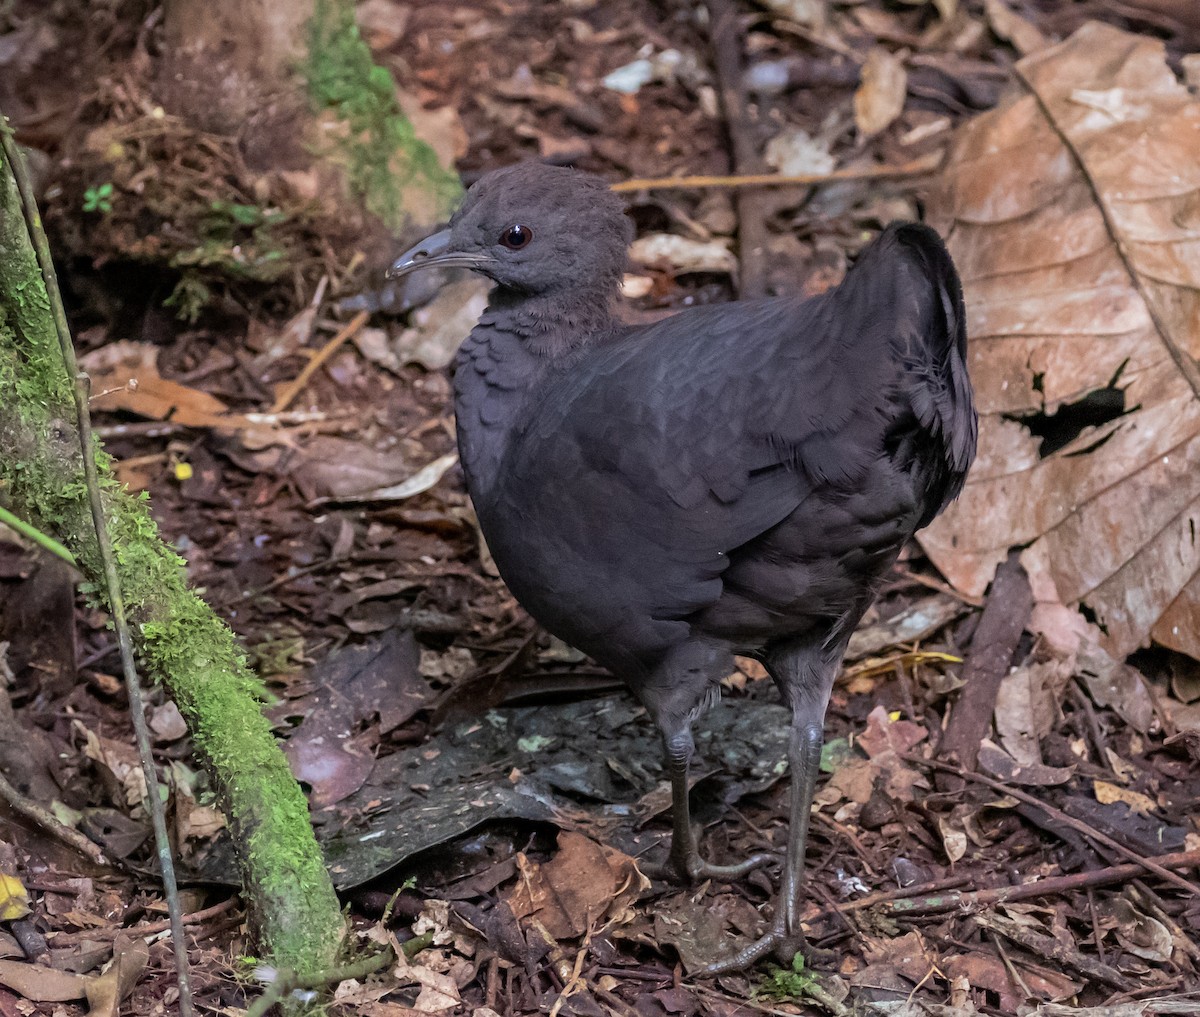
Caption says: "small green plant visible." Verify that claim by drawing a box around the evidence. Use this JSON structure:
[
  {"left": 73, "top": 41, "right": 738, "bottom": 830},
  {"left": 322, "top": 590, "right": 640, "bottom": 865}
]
[
  {"left": 82, "top": 182, "right": 114, "bottom": 214},
  {"left": 754, "top": 951, "right": 818, "bottom": 1002}
]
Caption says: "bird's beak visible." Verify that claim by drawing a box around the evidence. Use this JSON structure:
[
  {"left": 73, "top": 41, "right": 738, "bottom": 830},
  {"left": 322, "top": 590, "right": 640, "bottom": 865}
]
[{"left": 385, "top": 229, "right": 492, "bottom": 280}]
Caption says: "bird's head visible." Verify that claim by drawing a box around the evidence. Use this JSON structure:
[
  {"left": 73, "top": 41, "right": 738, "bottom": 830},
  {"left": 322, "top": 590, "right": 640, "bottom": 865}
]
[{"left": 387, "top": 163, "right": 633, "bottom": 299}]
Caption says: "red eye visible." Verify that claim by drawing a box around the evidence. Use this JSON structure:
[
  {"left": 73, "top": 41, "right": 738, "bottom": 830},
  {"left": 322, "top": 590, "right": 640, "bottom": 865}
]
[{"left": 499, "top": 224, "right": 533, "bottom": 250}]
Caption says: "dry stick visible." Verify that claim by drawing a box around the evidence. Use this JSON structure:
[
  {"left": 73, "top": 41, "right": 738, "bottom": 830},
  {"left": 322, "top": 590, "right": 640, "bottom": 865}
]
[
  {"left": 866, "top": 848, "right": 1200, "bottom": 918},
  {"left": 936, "top": 550, "right": 1032, "bottom": 788},
  {"left": 610, "top": 155, "right": 942, "bottom": 193},
  {"left": 705, "top": 0, "right": 772, "bottom": 299},
  {"left": 50, "top": 898, "right": 239, "bottom": 946},
  {"left": 904, "top": 754, "right": 1200, "bottom": 900},
  {"left": 974, "top": 911, "right": 1134, "bottom": 991},
  {"left": 0, "top": 770, "right": 107, "bottom": 866},
  {"left": 271, "top": 309, "right": 370, "bottom": 413},
  {"left": 0, "top": 118, "right": 194, "bottom": 1017}
]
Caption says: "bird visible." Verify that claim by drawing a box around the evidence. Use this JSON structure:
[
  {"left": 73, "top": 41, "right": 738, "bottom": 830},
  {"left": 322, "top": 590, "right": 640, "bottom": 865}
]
[{"left": 387, "top": 162, "right": 976, "bottom": 972}]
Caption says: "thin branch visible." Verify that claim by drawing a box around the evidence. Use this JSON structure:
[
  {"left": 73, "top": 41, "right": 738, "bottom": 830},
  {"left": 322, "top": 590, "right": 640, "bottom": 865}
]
[
  {"left": 863, "top": 848, "right": 1200, "bottom": 917},
  {"left": 903, "top": 753, "right": 1200, "bottom": 900},
  {"left": 0, "top": 770, "right": 107, "bottom": 865},
  {"left": 271, "top": 310, "right": 369, "bottom": 413},
  {"left": 245, "top": 950, "right": 395, "bottom": 1017},
  {"left": 0, "top": 116, "right": 194, "bottom": 1017},
  {"left": 610, "top": 154, "right": 942, "bottom": 192},
  {"left": 0, "top": 505, "right": 77, "bottom": 565}
]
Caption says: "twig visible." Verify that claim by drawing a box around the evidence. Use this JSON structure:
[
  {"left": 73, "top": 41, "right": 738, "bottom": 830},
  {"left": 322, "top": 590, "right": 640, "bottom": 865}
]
[
  {"left": 271, "top": 310, "right": 369, "bottom": 413},
  {"left": 903, "top": 754, "right": 1200, "bottom": 900},
  {"left": 937, "top": 551, "right": 1032, "bottom": 785},
  {"left": 0, "top": 770, "right": 107, "bottom": 865},
  {"left": 705, "top": 0, "right": 771, "bottom": 297},
  {"left": 975, "top": 911, "right": 1134, "bottom": 991},
  {"left": 244, "top": 950, "right": 395, "bottom": 1017},
  {"left": 876, "top": 849, "right": 1200, "bottom": 917},
  {"left": 0, "top": 505, "right": 77, "bottom": 566},
  {"left": 0, "top": 115, "right": 194, "bottom": 1017},
  {"left": 811, "top": 873, "right": 971, "bottom": 922},
  {"left": 609, "top": 154, "right": 941, "bottom": 193},
  {"left": 49, "top": 898, "right": 239, "bottom": 946}
]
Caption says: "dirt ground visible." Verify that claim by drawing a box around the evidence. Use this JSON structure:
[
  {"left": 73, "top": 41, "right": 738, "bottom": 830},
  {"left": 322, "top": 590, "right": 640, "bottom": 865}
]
[{"left": 2, "top": 0, "right": 1200, "bottom": 1014}]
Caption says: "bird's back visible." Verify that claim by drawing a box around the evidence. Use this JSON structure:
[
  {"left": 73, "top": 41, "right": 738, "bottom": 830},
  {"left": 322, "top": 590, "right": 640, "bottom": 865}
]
[{"left": 462, "top": 222, "right": 975, "bottom": 677}]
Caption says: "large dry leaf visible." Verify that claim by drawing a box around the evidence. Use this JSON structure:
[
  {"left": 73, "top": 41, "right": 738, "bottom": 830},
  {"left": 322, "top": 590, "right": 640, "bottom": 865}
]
[{"left": 921, "top": 22, "right": 1200, "bottom": 661}]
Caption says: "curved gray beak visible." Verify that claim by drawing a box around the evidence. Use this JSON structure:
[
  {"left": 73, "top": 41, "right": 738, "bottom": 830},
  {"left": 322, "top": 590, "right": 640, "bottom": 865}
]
[{"left": 385, "top": 229, "right": 492, "bottom": 280}]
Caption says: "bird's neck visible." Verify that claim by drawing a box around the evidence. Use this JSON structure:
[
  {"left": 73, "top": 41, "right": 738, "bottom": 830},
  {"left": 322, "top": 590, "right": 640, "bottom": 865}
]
[{"left": 487, "top": 285, "right": 618, "bottom": 355}]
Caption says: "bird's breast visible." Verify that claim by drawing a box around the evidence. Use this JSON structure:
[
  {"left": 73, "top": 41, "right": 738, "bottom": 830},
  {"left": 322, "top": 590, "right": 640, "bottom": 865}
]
[{"left": 452, "top": 324, "right": 546, "bottom": 504}]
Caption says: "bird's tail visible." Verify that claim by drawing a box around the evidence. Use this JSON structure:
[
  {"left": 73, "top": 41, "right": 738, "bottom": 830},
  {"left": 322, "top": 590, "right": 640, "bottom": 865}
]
[{"left": 855, "top": 222, "right": 977, "bottom": 510}]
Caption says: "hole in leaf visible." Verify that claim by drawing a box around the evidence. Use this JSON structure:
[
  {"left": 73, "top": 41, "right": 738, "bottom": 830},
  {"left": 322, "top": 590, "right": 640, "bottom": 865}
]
[
  {"left": 1078, "top": 601, "right": 1108, "bottom": 637},
  {"left": 1007, "top": 361, "right": 1133, "bottom": 459}
]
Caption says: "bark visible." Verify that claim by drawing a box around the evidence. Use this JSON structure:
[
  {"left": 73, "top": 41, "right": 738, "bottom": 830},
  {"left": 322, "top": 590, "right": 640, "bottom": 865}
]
[{"left": 0, "top": 143, "right": 344, "bottom": 987}]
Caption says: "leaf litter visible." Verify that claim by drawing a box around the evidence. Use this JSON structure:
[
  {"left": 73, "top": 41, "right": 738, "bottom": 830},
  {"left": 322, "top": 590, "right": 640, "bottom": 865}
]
[{"left": 3, "top": 2, "right": 1200, "bottom": 1015}]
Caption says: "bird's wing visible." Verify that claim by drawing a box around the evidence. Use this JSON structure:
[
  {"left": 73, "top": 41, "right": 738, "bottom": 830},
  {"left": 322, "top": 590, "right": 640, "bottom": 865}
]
[{"left": 494, "top": 224, "right": 973, "bottom": 647}]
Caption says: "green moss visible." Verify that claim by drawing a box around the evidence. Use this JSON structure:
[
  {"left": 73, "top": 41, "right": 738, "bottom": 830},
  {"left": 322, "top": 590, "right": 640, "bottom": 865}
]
[
  {"left": 304, "top": 0, "right": 460, "bottom": 228},
  {"left": 0, "top": 145, "right": 345, "bottom": 978},
  {"left": 754, "top": 952, "right": 819, "bottom": 1002}
]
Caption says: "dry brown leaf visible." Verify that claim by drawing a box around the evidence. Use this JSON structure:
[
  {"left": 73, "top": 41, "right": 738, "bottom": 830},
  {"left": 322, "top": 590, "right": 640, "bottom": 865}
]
[
  {"left": 506, "top": 831, "right": 649, "bottom": 942},
  {"left": 0, "top": 959, "right": 87, "bottom": 1002},
  {"left": 922, "top": 23, "right": 1200, "bottom": 662},
  {"left": 983, "top": 0, "right": 1049, "bottom": 55},
  {"left": 1093, "top": 779, "right": 1157, "bottom": 815},
  {"left": 854, "top": 47, "right": 908, "bottom": 138},
  {"left": 82, "top": 341, "right": 231, "bottom": 427},
  {"left": 85, "top": 936, "right": 149, "bottom": 1017}
]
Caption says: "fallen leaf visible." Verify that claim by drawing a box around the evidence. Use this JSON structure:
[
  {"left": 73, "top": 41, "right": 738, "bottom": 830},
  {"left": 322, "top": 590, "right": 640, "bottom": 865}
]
[
  {"left": 81, "top": 341, "right": 231, "bottom": 427},
  {"left": 983, "top": 0, "right": 1049, "bottom": 55},
  {"left": 84, "top": 936, "right": 149, "bottom": 1017},
  {"left": 506, "top": 832, "right": 649, "bottom": 941},
  {"left": 995, "top": 661, "right": 1071, "bottom": 765},
  {"left": 977, "top": 740, "right": 1073, "bottom": 785},
  {"left": 0, "top": 874, "right": 29, "bottom": 921},
  {"left": 858, "top": 705, "right": 927, "bottom": 758},
  {"left": 937, "top": 815, "right": 968, "bottom": 863},
  {"left": 394, "top": 278, "right": 491, "bottom": 371},
  {"left": 922, "top": 23, "right": 1200, "bottom": 663},
  {"left": 763, "top": 128, "right": 836, "bottom": 177},
  {"left": 854, "top": 48, "right": 908, "bottom": 138},
  {"left": 1093, "top": 779, "right": 1157, "bottom": 815},
  {"left": 0, "top": 959, "right": 87, "bottom": 1001},
  {"left": 1110, "top": 895, "right": 1173, "bottom": 962},
  {"left": 1076, "top": 641, "right": 1155, "bottom": 734},
  {"left": 351, "top": 453, "right": 460, "bottom": 503}
]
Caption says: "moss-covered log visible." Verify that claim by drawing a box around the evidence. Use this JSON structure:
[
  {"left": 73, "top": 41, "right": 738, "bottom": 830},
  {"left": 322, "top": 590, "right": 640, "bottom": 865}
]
[{"left": 0, "top": 141, "right": 344, "bottom": 983}]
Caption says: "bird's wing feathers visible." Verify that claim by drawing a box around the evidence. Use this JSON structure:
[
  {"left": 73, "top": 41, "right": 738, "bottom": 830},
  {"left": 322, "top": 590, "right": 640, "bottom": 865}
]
[{"left": 496, "top": 224, "right": 973, "bottom": 641}]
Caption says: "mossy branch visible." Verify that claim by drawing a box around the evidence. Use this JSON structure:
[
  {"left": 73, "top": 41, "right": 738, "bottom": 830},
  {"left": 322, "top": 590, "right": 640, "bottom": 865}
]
[{"left": 0, "top": 122, "right": 345, "bottom": 995}]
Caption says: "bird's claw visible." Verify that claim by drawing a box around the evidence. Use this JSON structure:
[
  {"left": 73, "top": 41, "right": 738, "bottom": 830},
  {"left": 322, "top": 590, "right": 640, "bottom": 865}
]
[
  {"left": 697, "top": 924, "right": 836, "bottom": 976},
  {"left": 641, "top": 849, "right": 776, "bottom": 883}
]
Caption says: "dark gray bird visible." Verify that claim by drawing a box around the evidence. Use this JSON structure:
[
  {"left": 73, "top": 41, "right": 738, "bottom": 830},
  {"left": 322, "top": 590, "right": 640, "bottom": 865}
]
[{"left": 388, "top": 163, "right": 975, "bottom": 972}]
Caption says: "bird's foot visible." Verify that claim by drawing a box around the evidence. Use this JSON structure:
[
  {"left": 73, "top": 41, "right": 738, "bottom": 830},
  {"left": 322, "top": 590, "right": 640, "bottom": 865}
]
[
  {"left": 641, "top": 849, "right": 776, "bottom": 883},
  {"left": 696, "top": 924, "right": 837, "bottom": 976}
]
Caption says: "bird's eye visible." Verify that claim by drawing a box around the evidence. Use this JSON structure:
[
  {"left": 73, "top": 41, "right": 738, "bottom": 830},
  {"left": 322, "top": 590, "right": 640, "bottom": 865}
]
[{"left": 499, "top": 224, "right": 533, "bottom": 250}]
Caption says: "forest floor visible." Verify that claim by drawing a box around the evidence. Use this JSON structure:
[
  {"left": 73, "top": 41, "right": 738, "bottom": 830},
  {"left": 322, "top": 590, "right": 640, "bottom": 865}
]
[{"left": 2, "top": 0, "right": 1200, "bottom": 1015}]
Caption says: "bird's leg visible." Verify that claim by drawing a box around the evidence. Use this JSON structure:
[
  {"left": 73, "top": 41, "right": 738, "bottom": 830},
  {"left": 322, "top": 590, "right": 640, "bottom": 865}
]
[
  {"left": 658, "top": 725, "right": 774, "bottom": 883},
  {"left": 696, "top": 704, "right": 833, "bottom": 974},
  {"left": 773, "top": 708, "right": 834, "bottom": 957},
  {"left": 696, "top": 641, "right": 845, "bottom": 976}
]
